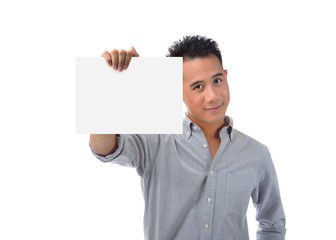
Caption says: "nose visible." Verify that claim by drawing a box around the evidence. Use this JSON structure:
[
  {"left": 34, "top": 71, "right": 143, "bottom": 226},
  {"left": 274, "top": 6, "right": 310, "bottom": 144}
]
[{"left": 204, "top": 85, "right": 218, "bottom": 103}]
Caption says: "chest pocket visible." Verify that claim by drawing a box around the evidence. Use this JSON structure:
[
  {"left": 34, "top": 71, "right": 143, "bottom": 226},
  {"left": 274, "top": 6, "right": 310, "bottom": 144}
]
[{"left": 225, "top": 173, "right": 253, "bottom": 217}]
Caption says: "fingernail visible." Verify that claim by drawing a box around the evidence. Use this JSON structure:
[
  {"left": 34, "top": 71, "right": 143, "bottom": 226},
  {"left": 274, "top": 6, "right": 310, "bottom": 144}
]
[
  {"left": 114, "top": 65, "right": 117, "bottom": 70},
  {"left": 123, "top": 65, "right": 127, "bottom": 70},
  {"left": 119, "top": 66, "right": 123, "bottom": 71}
]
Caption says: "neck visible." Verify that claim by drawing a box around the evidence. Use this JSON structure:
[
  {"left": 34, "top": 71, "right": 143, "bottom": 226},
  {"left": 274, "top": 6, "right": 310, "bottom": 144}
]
[
  {"left": 186, "top": 113, "right": 227, "bottom": 140},
  {"left": 201, "top": 121, "right": 226, "bottom": 140}
]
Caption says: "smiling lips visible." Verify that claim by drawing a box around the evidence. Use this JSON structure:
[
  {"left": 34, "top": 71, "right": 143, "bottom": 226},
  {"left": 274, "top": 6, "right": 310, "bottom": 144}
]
[{"left": 205, "top": 103, "right": 223, "bottom": 112}]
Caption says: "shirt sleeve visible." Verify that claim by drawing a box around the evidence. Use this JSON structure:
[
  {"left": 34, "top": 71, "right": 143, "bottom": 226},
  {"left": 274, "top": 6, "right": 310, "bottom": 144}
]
[
  {"left": 251, "top": 146, "right": 287, "bottom": 240},
  {"left": 89, "top": 134, "right": 160, "bottom": 178}
]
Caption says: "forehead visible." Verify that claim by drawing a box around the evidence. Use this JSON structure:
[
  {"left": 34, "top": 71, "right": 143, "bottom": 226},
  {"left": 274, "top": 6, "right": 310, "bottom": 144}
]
[{"left": 183, "top": 54, "right": 223, "bottom": 82}]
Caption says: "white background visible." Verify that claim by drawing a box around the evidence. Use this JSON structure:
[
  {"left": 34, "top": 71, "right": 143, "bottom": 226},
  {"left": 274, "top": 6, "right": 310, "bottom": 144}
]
[{"left": 1, "top": 0, "right": 335, "bottom": 239}]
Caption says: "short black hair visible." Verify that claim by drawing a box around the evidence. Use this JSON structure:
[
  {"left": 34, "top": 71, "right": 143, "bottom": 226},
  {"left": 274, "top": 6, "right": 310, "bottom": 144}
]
[{"left": 166, "top": 35, "right": 223, "bottom": 66}]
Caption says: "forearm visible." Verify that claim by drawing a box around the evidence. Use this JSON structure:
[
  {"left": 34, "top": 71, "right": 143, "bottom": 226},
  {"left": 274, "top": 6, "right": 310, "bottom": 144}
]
[{"left": 89, "top": 134, "right": 118, "bottom": 156}]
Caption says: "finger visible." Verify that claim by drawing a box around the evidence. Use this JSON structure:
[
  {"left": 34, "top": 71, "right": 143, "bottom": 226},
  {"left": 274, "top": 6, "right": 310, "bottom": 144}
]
[
  {"left": 131, "top": 46, "right": 139, "bottom": 57},
  {"left": 123, "top": 50, "right": 133, "bottom": 70},
  {"left": 110, "top": 49, "right": 118, "bottom": 70},
  {"left": 118, "top": 49, "right": 126, "bottom": 71},
  {"left": 101, "top": 50, "right": 112, "bottom": 66}
]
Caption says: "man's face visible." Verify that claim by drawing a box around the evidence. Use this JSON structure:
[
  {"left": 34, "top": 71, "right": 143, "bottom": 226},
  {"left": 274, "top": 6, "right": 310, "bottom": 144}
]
[{"left": 183, "top": 54, "right": 230, "bottom": 128}]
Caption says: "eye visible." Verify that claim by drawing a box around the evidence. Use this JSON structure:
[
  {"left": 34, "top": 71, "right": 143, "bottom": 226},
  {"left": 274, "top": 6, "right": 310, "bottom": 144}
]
[
  {"left": 213, "top": 78, "right": 222, "bottom": 84},
  {"left": 193, "top": 84, "right": 204, "bottom": 90}
]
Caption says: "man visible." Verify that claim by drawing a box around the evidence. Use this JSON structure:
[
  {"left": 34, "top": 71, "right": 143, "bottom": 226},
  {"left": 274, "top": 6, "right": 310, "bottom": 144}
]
[{"left": 89, "top": 35, "right": 286, "bottom": 240}]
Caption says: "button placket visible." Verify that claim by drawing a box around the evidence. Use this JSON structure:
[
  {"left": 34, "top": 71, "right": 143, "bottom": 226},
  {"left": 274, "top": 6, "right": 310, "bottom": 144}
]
[
  {"left": 200, "top": 167, "right": 217, "bottom": 239},
  {"left": 198, "top": 127, "right": 220, "bottom": 239}
]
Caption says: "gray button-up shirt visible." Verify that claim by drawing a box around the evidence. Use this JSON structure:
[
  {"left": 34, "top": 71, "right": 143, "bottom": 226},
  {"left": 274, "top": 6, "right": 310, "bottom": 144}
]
[{"left": 89, "top": 115, "right": 286, "bottom": 240}]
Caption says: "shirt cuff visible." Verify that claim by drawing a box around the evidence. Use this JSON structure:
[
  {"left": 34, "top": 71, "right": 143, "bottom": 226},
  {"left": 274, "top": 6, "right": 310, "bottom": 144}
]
[
  {"left": 257, "top": 231, "right": 286, "bottom": 240},
  {"left": 89, "top": 134, "right": 125, "bottom": 162}
]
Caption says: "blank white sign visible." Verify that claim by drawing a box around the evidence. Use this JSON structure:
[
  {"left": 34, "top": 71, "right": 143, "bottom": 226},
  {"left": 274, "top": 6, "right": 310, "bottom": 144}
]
[{"left": 76, "top": 57, "right": 183, "bottom": 134}]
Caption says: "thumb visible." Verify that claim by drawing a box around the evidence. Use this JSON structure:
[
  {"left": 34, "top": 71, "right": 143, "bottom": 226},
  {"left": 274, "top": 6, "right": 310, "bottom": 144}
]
[{"left": 131, "top": 46, "right": 139, "bottom": 57}]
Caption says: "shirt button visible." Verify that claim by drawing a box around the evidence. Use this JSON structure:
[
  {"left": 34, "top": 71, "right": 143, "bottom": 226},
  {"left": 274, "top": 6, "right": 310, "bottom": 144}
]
[
  {"left": 203, "top": 144, "right": 207, "bottom": 148},
  {"left": 205, "top": 224, "right": 209, "bottom": 229},
  {"left": 207, "top": 198, "right": 212, "bottom": 203},
  {"left": 210, "top": 171, "right": 214, "bottom": 175},
  {"left": 187, "top": 132, "right": 190, "bottom": 137},
  {"left": 193, "top": 126, "right": 197, "bottom": 130}
]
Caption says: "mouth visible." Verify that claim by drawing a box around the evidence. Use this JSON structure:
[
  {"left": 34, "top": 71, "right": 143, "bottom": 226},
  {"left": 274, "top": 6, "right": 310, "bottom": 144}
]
[{"left": 205, "top": 103, "right": 223, "bottom": 112}]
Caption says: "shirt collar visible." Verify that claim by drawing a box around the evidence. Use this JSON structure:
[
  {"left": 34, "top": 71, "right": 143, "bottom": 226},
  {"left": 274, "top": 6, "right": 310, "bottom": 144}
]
[{"left": 183, "top": 114, "right": 234, "bottom": 142}]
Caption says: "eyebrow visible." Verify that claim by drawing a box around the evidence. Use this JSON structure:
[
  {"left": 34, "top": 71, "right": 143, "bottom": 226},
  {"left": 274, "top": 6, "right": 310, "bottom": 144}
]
[{"left": 189, "top": 72, "right": 224, "bottom": 88}]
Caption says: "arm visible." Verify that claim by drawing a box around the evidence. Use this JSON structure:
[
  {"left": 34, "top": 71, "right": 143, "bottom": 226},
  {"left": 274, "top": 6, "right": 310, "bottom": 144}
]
[
  {"left": 251, "top": 147, "right": 286, "bottom": 240},
  {"left": 90, "top": 134, "right": 160, "bottom": 177},
  {"left": 89, "top": 134, "right": 118, "bottom": 156}
]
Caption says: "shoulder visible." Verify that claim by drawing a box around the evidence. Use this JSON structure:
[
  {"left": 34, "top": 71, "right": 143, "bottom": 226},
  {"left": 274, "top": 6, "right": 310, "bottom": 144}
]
[
  {"left": 232, "top": 129, "right": 275, "bottom": 179},
  {"left": 232, "top": 128, "right": 269, "bottom": 155},
  {"left": 233, "top": 129, "right": 276, "bottom": 174}
]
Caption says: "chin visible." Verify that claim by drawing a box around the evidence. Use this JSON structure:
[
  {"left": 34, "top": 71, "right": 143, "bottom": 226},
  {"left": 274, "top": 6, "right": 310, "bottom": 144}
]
[
  {"left": 187, "top": 110, "right": 226, "bottom": 125},
  {"left": 200, "top": 113, "right": 224, "bottom": 123},
  {"left": 208, "top": 113, "right": 227, "bottom": 123}
]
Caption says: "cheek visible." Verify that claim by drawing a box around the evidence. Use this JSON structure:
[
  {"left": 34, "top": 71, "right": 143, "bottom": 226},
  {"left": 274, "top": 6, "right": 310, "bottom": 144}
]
[
  {"left": 183, "top": 93, "right": 202, "bottom": 112},
  {"left": 222, "top": 84, "right": 230, "bottom": 98},
  {"left": 224, "top": 91, "right": 230, "bottom": 106},
  {"left": 225, "top": 89, "right": 230, "bottom": 97},
  {"left": 182, "top": 90, "right": 188, "bottom": 103},
  {"left": 225, "top": 82, "right": 230, "bottom": 94},
  {"left": 183, "top": 88, "right": 195, "bottom": 103},
  {"left": 182, "top": 85, "right": 188, "bottom": 101}
]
